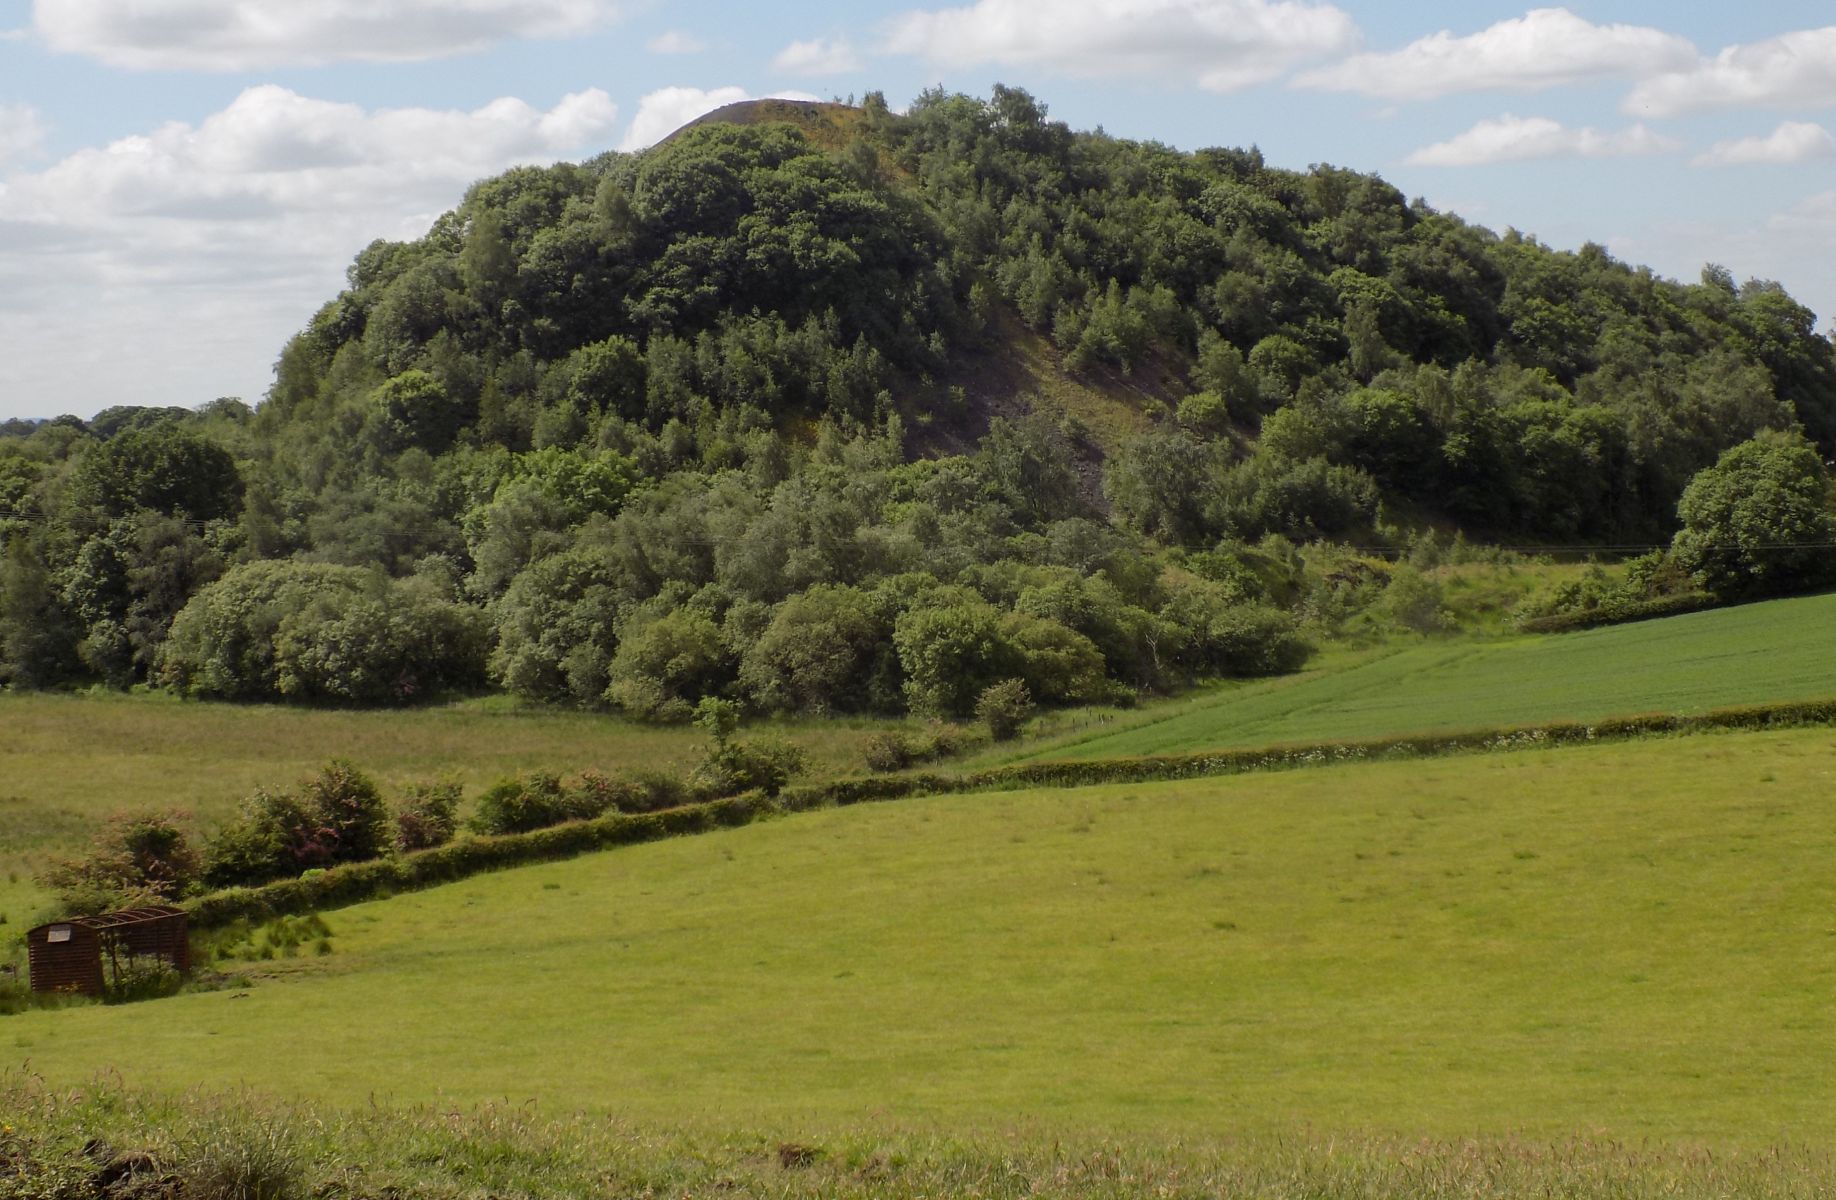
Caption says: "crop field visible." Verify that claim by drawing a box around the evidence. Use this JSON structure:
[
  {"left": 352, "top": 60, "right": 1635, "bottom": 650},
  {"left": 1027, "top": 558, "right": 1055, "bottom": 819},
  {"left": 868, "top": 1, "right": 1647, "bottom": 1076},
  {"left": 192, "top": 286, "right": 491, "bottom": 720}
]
[
  {"left": 1001, "top": 590, "right": 1836, "bottom": 763},
  {"left": 9, "top": 727, "right": 1836, "bottom": 1143},
  {"left": 0, "top": 692, "right": 904, "bottom": 924}
]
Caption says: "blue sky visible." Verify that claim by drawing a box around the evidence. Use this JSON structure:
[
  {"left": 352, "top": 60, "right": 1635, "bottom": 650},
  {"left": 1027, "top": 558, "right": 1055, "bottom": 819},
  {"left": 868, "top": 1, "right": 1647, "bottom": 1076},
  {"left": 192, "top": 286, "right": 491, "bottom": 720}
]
[{"left": 3, "top": 1, "right": 1836, "bottom": 421}]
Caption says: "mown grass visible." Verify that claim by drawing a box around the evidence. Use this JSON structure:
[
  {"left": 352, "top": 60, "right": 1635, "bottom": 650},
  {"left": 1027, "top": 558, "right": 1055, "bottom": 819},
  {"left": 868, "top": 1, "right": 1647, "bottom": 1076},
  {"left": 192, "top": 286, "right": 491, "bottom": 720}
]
[
  {"left": 0, "top": 692, "right": 907, "bottom": 924},
  {"left": 996, "top": 589, "right": 1836, "bottom": 763},
  {"left": 6, "top": 1076, "right": 1834, "bottom": 1200},
  {"left": 9, "top": 728, "right": 1836, "bottom": 1143}
]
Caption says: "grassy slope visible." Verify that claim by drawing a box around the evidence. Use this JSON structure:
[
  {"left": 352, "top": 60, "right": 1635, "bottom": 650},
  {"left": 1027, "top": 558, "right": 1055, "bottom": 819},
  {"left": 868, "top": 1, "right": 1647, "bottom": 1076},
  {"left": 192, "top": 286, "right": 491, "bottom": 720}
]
[
  {"left": 0, "top": 694, "right": 902, "bottom": 924},
  {"left": 997, "top": 590, "right": 1836, "bottom": 763},
  {"left": 10, "top": 727, "right": 1836, "bottom": 1143}
]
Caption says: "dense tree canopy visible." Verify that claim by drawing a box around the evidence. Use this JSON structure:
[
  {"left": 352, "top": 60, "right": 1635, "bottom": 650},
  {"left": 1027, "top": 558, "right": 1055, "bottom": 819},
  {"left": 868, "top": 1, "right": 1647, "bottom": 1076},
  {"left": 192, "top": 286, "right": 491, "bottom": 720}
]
[{"left": 2, "top": 87, "right": 1834, "bottom": 710}]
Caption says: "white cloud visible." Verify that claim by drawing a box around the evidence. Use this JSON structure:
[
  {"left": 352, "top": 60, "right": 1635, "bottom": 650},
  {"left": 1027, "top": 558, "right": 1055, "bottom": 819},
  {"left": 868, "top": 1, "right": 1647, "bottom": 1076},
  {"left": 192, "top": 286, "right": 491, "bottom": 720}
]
[
  {"left": 1406, "top": 114, "right": 1679, "bottom": 166},
  {"left": 882, "top": 0, "right": 1357, "bottom": 92},
  {"left": 646, "top": 29, "right": 706, "bottom": 55},
  {"left": 1295, "top": 7, "right": 1695, "bottom": 101},
  {"left": 34, "top": 0, "right": 624, "bottom": 70},
  {"left": 772, "top": 37, "right": 863, "bottom": 76},
  {"left": 0, "top": 105, "right": 46, "bottom": 168},
  {"left": 0, "top": 86, "right": 619, "bottom": 418},
  {"left": 617, "top": 86, "right": 821, "bottom": 152},
  {"left": 1693, "top": 121, "right": 1836, "bottom": 168},
  {"left": 1627, "top": 27, "right": 1836, "bottom": 117}
]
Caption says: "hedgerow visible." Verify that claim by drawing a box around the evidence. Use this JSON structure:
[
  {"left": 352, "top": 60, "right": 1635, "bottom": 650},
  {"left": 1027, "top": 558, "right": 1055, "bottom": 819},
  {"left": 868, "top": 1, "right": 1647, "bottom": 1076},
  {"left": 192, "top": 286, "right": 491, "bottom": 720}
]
[{"left": 178, "top": 695, "right": 1836, "bottom": 930}]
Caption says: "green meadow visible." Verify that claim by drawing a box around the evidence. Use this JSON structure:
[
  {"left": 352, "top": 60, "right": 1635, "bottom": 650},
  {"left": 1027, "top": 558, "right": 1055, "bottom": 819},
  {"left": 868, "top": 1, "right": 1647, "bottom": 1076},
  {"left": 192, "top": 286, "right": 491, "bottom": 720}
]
[
  {"left": 0, "top": 692, "right": 901, "bottom": 924},
  {"left": 10, "top": 727, "right": 1836, "bottom": 1143},
  {"left": 998, "top": 590, "right": 1836, "bottom": 763}
]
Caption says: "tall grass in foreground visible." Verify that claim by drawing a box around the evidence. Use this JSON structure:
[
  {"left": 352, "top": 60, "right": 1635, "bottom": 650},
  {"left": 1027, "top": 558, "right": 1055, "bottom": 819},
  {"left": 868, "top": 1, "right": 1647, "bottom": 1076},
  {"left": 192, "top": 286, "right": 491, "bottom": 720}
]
[{"left": 3, "top": 1076, "right": 1831, "bottom": 1200}]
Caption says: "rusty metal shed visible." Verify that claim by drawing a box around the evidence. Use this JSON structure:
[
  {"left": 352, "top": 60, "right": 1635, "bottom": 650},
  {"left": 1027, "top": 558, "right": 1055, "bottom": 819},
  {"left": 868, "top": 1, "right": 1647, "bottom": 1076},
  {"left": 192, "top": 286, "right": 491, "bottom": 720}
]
[{"left": 27, "top": 905, "right": 191, "bottom": 997}]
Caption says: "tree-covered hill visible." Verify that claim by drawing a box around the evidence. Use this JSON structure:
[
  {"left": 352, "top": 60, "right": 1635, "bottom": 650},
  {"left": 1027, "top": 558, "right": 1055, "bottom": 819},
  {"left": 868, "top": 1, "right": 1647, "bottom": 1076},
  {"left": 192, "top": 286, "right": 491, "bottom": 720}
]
[{"left": 3, "top": 86, "right": 1832, "bottom": 712}]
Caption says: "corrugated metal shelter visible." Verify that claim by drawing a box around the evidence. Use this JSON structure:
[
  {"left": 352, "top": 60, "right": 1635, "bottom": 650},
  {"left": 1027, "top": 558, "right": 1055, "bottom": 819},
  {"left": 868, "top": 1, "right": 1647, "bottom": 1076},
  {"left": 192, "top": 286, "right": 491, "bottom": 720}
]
[{"left": 27, "top": 905, "right": 190, "bottom": 997}]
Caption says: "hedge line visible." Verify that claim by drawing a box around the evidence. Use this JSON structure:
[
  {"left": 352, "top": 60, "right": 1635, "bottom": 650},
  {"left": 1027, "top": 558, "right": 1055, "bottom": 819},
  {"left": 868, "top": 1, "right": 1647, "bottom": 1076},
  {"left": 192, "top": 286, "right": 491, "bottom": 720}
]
[
  {"left": 1516, "top": 591, "right": 1719, "bottom": 635},
  {"left": 184, "top": 695, "right": 1836, "bottom": 928},
  {"left": 786, "top": 695, "right": 1836, "bottom": 805},
  {"left": 185, "top": 794, "right": 774, "bottom": 929}
]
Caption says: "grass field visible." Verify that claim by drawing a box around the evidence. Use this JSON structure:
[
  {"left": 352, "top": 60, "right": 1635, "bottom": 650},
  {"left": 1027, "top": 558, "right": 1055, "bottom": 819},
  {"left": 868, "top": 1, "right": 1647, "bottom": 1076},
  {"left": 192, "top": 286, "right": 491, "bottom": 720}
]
[
  {"left": 995, "top": 590, "right": 1836, "bottom": 763},
  {"left": 8, "top": 1081, "right": 1832, "bottom": 1200},
  {"left": 9, "top": 727, "right": 1836, "bottom": 1143},
  {"left": 0, "top": 692, "right": 908, "bottom": 925}
]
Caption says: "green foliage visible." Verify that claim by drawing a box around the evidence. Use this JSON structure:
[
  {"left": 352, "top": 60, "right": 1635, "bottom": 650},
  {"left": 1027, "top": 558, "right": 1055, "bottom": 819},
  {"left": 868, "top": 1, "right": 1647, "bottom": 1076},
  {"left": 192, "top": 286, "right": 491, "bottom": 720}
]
[
  {"left": 161, "top": 562, "right": 487, "bottom": 704},
  {"left": 862, "top": 726, "right": 960, "bottom": 773},
  {"left": 1161, "top": 583, "right": 1313, "bottom": 677},
  {"left": 605, "top": 607, "right": 731, "bottom": 720},
  {"left": 975, "top": 677, "right": 1034, "bottom": 741},
  {"left": 103, "top": 956, "right": 185, "bottom": 1005},
  {"left": 1671, "top": 430, "right": 1836, "bottom": 599},
  {"left": 178, "top": 1112, "right": 305, "bottom": 1200},
  {"left": 489, "top": 545, "right": 625, "bottom": 705},
  {"left": 470, "top": 772, "right": 611, "bottom": 835},
  {"left": 690, "top": 695, "right": 804, "bottom": 797},
  {"left": 737, "top": 584, "right": 892, "bottom": 714},
  {"left": 9, "top": 83, "right": 1835, "bottom": 714},
  {"left": 394, "top": 781, "right": 463, "bottom": 853},
  {"left": 1376, "top": 565, "right": 1448, "bottom": 633},
  {"left": 16, "top": 1083, "right": 1836, "bottom": 1200},
  {"left": 893, "top": 593, "right": 1008, "bottom": 716},
  {"left": 0, "top": 537, "right": 78, "bottom": 688},
  {"left": 65, "top": 423, "right": 244, "bottom": 522},
  {"left": 203, "top": 762, "right": 389, "bottom": 889},
  {"left": 38, "top": 810, "right": 200, "bottom": 915}
]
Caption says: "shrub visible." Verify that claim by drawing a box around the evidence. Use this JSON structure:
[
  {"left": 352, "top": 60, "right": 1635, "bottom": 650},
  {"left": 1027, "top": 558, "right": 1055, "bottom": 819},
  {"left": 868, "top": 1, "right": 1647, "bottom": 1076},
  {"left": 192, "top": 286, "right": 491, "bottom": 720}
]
[
  {"left": 104, "top": 956, "right": 184, "bottom": 1004},
  {"left": 976, "top": 678, "right": 1034, "bottom": 741},
  {"left": 607, "top": 770, "right": 691, "bottom": 814},
  {"left": 1378, "top": 565, "right": 1447, "bottom": 634},
  {"left": 863, "top": 732, "right": 913, "bottom": 772},
  {"left": 466, "top": 769, "right": 661, "bottom": 835},
  {"left": 690, "top": 696, "right": 804, "bottom": 797},
  {"left": 863, "top": 725, "right": 964, "bottom": 773},
  {"left": 39, "top": 810, "right": 199, "bottom": 915},
  {"left": 300, "top": 761, "right": 390, "bottom": 864},
  {"left": 470, "top": 773, "right": 579, "bottom": 836},
  {"left": 203, "top": 763, "right": 389, "bottom": 889},
  {"left": 393, "top": 781, "right": 462, "bottom": 853}
]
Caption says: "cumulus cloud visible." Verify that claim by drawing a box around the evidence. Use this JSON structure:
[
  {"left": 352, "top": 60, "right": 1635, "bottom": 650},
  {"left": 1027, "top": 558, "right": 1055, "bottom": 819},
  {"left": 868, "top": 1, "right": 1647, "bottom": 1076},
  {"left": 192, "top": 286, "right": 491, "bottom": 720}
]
[
  {"left": 0, "top": 87, "right": 619, "bottom": 417},
  {"left": 772, "top": 37, "right": 863, "bottom": 76},
  {"left": 646, "top": 29, "right": 706, "bottom": 54},
  {"left": 1626, "top": 27, "right": 1836, "bottom": 117},
  {"left": 34, "top": 0, "right": 625, "bottom": 70},
  {"left": 1406, "top": 114, "right": 1679, "bottom": 166},
  {"left": 0, "top": 105, "right": 46, "bottom": 168},
  {"left": 617, "top": 86, "right": 821, "bottom": 152},
  {"left": 882, "top": 0, "right": 1357, "bottom": 92},
  {"left": 1693, "top": 121, "right": 1836, "bottom": 167},
  {"left": 1295, "top": 7, "right": 1695, "bottom": 101}
]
